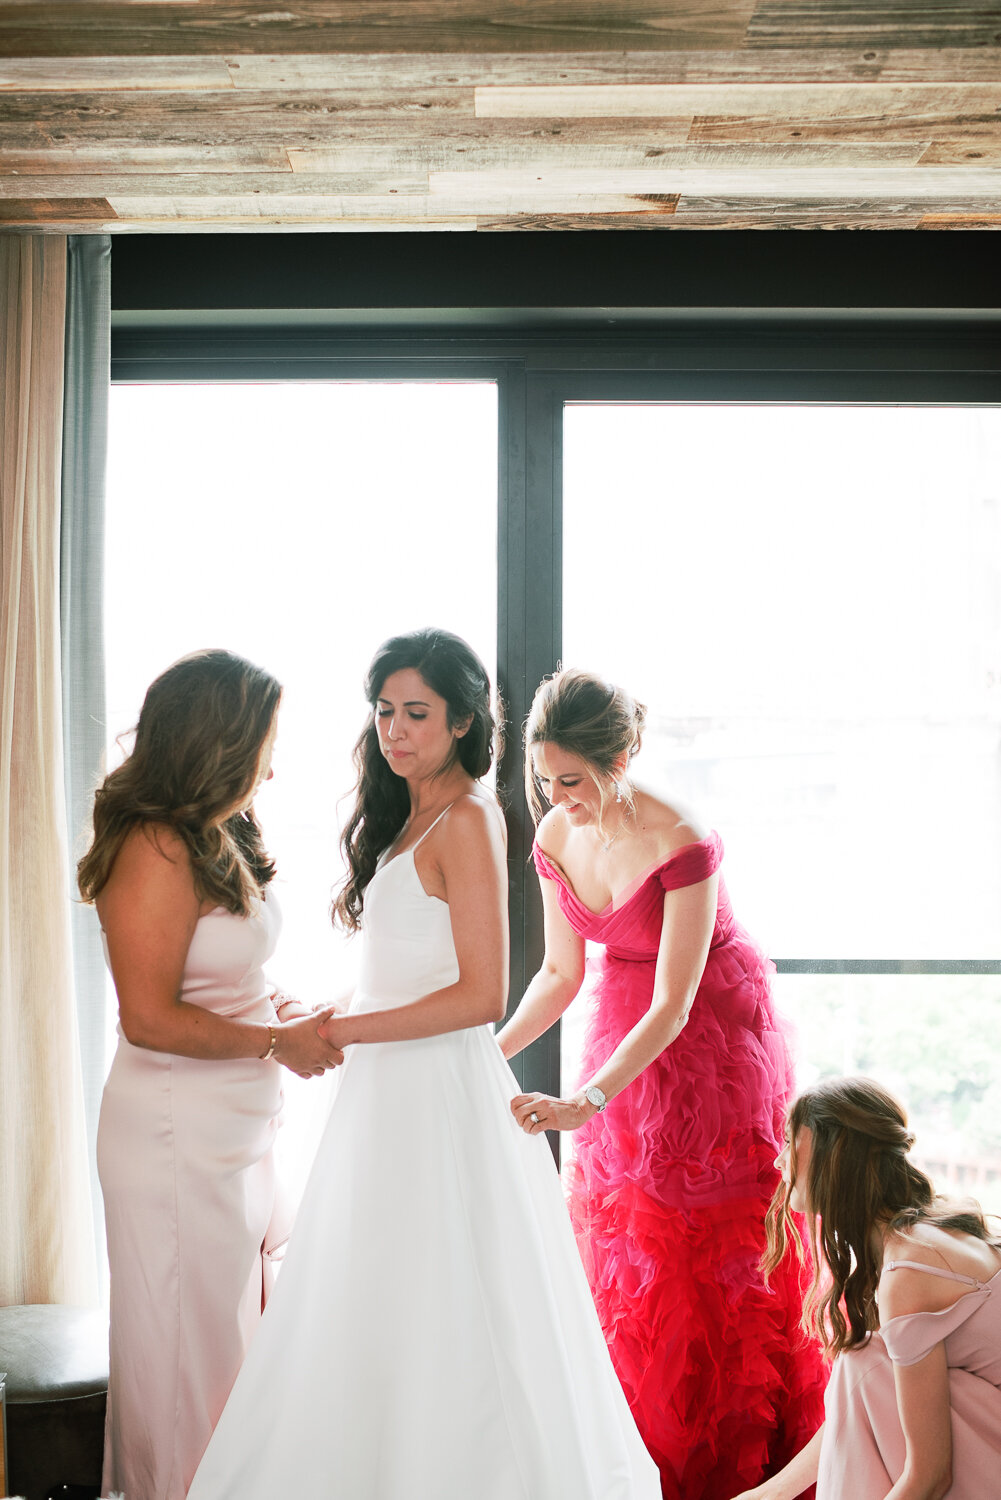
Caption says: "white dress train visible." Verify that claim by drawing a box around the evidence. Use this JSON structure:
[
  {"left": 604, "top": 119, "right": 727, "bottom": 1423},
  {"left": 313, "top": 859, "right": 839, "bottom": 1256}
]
[{"left": 188, "top": 833, "right": 659, "bottom": 1500}]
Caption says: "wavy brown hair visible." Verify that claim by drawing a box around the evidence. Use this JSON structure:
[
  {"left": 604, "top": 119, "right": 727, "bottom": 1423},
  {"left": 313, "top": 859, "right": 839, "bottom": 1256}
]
[
  {"left": 78, "top": 649, "right": 281, "bottom": 915},
  {"left": 763, "top": 1075, "right": 1001, "bottom": 1357},
  {"left": 524, "top": 668, "right": 646, "bottom": 834},
  {"left": 332, "top": 628, "right": 500, "bottom": 933}
]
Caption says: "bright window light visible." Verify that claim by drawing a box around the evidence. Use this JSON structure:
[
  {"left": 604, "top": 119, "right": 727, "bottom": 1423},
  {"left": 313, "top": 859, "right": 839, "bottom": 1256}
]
[
  {"left": 561, "top": 402, "right": 1001, "bottom": 1210},
  {"left": 105, "top": 380, "right": 497, "bottom": 1195}
]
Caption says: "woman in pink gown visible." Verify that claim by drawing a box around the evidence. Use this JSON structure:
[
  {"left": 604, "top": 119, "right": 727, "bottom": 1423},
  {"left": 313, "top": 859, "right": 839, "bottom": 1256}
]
[
  {"left": 498, "top": 669, "right": 827, "bottom": 1499},
  {"left": 739, "top": 1075, "right": 1001, "bottom": 1500},
  {"left": 79, "top": 649, "right": 343, "bottom": 1500}
]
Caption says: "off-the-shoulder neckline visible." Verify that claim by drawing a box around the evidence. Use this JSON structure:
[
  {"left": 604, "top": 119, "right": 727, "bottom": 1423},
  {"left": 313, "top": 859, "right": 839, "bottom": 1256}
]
[
  {"left": 534, "top": 832, "right": 719, "bottom": 918},
  {"left": 880, "top": 1262, "right": 1001, "bottom": 1335}
]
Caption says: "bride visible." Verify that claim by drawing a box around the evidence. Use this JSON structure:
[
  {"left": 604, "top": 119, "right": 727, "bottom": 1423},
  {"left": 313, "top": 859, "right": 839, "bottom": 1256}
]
[{"left": 188, "top": 628, "right": 659, "bottom": 1500}]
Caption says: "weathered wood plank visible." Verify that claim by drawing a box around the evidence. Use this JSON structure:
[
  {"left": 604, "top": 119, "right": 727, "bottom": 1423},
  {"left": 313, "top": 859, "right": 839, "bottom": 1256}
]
[
  {"left": 0, "top": 172, "right": 431, "bottom": 199},
  {"left": 0, "top": 3, "right": 757, "bottom": 58},
  {"left": 747, "top": 1, "right": 1001, "bottom": 51},
  {"left": 0, "top": 88, "right": 476, "bottom": 133},
  {"left": 674, "top": 206, "right": 927, "bottom": 225},
  {"left": 919, "top": 211, "right": 1001, "bottom": 226},
  {"left": 689, "top": 113, "right": 1001, "bottom": 143},
  {"left": 429, "top": 164, "right": 1001, "bottom": 198},
  {"left": 0, "top": 145, "right": 295, "bottom": 173},
  {"left": 101, "top": 191, "right": 681, "bottom": 220},
  {"left": 477, "top": 210, "right": 681, "bottom": 227},
  {"left": 221, "top": 46, "right": 1001, "bottom": 88},
  {"left": 475, "top": 81, "right": 1001, "bottom": 118},
  {"left": 289, "top": 138, "right": 928, "bottom": 172},
  {"left": 918, "top": 138, "right": 1001, "bottom": 164},
  {"left": 0, "top": 195, "right": 117, "bottom": 222},
  {"left": 0, "top": 56, "right": 234, "bottom": 91},
  {"left": 677, "top": 191, "right": 1001, "bottom": 215}
]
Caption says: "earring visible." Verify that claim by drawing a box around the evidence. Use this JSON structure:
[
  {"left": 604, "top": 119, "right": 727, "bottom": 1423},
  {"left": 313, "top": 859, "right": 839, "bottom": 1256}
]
[{"left": 615, "top": 782, "right": 623, "bottom": 804}]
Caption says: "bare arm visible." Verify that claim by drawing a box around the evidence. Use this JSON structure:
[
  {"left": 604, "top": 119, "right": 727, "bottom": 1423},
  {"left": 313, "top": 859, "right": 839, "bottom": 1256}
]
[
  {"left": 99, "top": 824, "right": 343, "bottom": 1076},
  {"left": 320, "top": 797, "right": 508, "bottom": 1047},
  {"left": 728, "top": 1426, "right": 824, "bottom": 1500},
  {"left": 495, "top": 876, "right": 585, "bottom": 1059},
  {"left": 878, "top": 1264, "right": 954, "bottom": 1500},
  {"left": 513, "top": 871, "right": 717, "bottom": 1134},
  {"left": 882, "top": 1350, "right": 952, "bottom": 1500}
]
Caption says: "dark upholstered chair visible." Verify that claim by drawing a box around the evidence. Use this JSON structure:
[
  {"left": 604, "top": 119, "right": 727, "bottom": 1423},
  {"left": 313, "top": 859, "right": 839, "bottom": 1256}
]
[{"left": 0, "top": 1305, "right": 107, "bottom": 1500}]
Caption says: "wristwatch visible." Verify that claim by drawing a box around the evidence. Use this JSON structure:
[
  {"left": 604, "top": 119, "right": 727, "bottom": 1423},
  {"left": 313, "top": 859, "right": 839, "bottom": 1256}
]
[{"left": 584, "top": 1084, "right": 607, "bottom": 1113}]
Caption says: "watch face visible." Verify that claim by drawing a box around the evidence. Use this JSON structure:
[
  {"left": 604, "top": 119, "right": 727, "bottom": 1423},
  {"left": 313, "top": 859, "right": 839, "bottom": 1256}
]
[{"left": 585, "top": 1085, "right": 606, "bottom": 1109}]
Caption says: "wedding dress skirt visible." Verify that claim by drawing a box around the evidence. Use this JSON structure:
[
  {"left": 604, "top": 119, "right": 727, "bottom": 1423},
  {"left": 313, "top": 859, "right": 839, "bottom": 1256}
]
[{"left": 189, "top": 846, "right": 659, "bottom": 1500}]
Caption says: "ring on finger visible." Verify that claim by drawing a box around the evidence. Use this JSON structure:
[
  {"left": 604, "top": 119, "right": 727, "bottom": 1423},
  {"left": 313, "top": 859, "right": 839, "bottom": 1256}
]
[{"left": 529, "top": 1111, "right": 540, "bottom": 1124}]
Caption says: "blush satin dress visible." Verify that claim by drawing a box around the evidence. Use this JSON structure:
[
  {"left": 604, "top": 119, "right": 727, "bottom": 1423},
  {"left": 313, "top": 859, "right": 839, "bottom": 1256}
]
[
  {"left": 819, "top": 1258, "right": 1001, "bottom": 1498},
  {"left": 534, "top": 832, "right": 828, "bottom": 1499},
  {"left": 97, "top": 893, "right": 286, "bottom": 1500},
  {"left": 189, "top": 811, "right": 660, "bottom": 1500}
]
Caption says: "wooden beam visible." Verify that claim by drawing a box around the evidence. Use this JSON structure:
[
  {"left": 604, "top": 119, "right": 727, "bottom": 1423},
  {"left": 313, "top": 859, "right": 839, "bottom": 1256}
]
[
  {"left": 0, "top": 2, "right": 757, "bottom": 58},
  {"left": 475, "top": 81, "right": 1001, "bottom": 118}
]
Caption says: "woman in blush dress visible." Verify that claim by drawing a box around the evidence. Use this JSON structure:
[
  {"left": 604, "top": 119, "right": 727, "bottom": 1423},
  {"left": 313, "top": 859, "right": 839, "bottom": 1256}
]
[
  {"left": 497, "top": 669, "right": 827, "bottom": 1500},
  {"left": 189, "top": 628, "right": 660, "bottom": 1500},
  {"left": 78, "top": 649, "right": 343, "bottom": 1500},
  {"left": 734, "top": 1075, "right": 1001, "bottom": 1500}
]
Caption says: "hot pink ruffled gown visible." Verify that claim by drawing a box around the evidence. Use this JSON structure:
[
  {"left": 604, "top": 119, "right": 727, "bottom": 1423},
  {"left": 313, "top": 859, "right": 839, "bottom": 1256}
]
[
  {"left": 534, "top": 832, "right": 828, "bottom": 1499},
  {"left": 819, "top": 1259, "right": 1001, "bottom": 1498}
]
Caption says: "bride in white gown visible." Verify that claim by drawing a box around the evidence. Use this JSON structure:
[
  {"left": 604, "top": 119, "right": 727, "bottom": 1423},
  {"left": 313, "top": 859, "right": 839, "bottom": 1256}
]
[{"left": 188, "top": 628, "right": 659, "bottom": 1500}]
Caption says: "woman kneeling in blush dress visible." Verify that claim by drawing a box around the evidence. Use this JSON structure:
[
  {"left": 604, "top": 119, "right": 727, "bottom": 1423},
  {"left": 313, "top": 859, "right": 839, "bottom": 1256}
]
[
  {"left": 189, "top": 629, "right": 659, "bottom": 1500},
  {"left": 735, "top": 1075, "right": 1001, "bottom": 1500},
  {"left": 498, "top": 669, "right": 827, "bottom": 1500}
]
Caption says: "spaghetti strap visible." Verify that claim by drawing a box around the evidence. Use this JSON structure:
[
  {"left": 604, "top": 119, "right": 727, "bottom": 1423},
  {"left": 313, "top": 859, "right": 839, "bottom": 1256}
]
[
  {"left": 884, "top": 1259, "right": 986, "bottom": 1287},
  {"left": 411, "top": 803, "right": 455, "bottom": 851}
]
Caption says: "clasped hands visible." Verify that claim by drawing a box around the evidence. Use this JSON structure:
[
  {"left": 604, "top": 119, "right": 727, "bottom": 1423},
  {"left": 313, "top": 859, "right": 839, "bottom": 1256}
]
[
  {"left": 274, "top": 996, "right": 353, "bottom": 1079},
  {"left": 511, "top": 1091, "right": 594, "bottom": 1135}
]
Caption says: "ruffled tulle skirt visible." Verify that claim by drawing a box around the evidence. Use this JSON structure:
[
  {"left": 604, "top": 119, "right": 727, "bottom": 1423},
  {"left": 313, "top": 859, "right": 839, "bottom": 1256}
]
[{"left": 568, "top": 929, "right": 828, "bottom": 1499}]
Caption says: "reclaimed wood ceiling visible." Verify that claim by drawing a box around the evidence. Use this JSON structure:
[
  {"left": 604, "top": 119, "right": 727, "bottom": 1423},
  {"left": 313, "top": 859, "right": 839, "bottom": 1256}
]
[{"left": 1, "top": 2, "right": 1001, "bottom": 232}]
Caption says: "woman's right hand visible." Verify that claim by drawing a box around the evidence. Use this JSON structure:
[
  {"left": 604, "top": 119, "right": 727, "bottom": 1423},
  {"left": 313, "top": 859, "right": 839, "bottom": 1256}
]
[{"left": 274, "top": 1009, "right": 344, "bottom": 1077}]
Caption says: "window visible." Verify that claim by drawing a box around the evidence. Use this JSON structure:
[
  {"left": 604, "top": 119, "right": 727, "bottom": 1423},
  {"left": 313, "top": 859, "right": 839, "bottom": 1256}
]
[
  {"left": 561, "top": 401, "right": 1001, "bottom": 1208},
  {"left": 105, "top": 378, "right": 497, "bottom": 1193},
  {"left": 107, "top": 317, "right": 1001, "bottom": 1204}
]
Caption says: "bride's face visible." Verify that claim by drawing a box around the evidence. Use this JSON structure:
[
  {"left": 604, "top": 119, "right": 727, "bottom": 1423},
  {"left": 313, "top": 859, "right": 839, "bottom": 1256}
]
[{"left": 376, "top": 668, "right": 463, "bottom": 781}]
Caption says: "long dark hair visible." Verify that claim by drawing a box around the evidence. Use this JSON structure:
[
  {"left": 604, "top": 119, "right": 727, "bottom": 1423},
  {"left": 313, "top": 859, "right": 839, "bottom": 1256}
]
[
  {"left": 763, "top": 1075, "right": 1001, "bottom": 1357},
  {"left": 78, "top": 649, "right": 281, "bottom": 915},
  {"left": 332, "top": 628, "right": 499, "bottom": 932}
]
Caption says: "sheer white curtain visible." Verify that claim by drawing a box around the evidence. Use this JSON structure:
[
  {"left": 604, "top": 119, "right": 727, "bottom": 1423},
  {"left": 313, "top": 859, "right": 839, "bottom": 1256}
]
[{"left": 0, "top": 234, "right": 97, "bottom": 1305}]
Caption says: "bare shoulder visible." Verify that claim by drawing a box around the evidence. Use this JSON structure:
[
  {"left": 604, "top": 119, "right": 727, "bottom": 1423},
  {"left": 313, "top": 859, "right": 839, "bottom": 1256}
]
[
  {"left": 880, "top": 1224, "right": 1001, "bottom": 1320},
  {"left": 632, "top": 788, "right": 709, "bottom": 854},
  {"left": 440, "top": 790, "right": 506, "bottom": 853},
  {"left": 99, "top": 821, "right": 198, "bottom": 914},
  {"left": 535, "top": 805, "right": 567, "bottom": 859}
]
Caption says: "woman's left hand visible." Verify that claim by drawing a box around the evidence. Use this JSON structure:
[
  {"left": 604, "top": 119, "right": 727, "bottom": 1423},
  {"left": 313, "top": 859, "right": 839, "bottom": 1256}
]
[{"left": 511, "top": 1091, "right": 590, "bottom": 1134}]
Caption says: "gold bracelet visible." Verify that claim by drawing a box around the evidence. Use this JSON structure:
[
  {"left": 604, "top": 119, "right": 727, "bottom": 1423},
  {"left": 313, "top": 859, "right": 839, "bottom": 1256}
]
[{"left": 260, "top": 1024, "right": 278, "bottom": 1061}]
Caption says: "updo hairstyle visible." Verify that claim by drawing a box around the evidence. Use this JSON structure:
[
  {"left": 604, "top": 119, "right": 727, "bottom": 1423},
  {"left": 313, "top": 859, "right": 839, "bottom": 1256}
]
[
  {"left": 764, "top": 1075, "right": 1001, "bottom": 1357},
  {"left": 77, "top": 648, "right": 281, "bottom": 915},
  {"left": 333, "top": 628, "right": 500, "bottom": 932},
  {"left": 524, "top": 668, "right": 646, "bottom": 827}
]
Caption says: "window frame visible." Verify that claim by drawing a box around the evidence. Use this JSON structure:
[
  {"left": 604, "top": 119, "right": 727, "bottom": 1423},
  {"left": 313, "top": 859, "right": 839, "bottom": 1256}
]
[{"left": 110, "top": 318, "right": 1001, "bottom": 1097}]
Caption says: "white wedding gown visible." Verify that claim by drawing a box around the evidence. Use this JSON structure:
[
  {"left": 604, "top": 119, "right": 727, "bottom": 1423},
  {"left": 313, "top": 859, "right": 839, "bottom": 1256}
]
[{"left": 188, "top": 828, "right": 660, "bottom": 1500}]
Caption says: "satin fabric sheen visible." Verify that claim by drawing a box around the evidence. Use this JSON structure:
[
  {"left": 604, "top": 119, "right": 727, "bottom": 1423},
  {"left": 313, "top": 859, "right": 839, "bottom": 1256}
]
[
  {"left": 97, "top": 893, "right": 284, "bottom": 1500},
  {"left": 189, "top": 842, "right": 660, "bottom": 1500},
  {"left": 819, "top": 1261, "right": 1001, "bottom": 1497},
  {"left": 535, "top": 832, "right": 828, "bottom": 1499}
]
